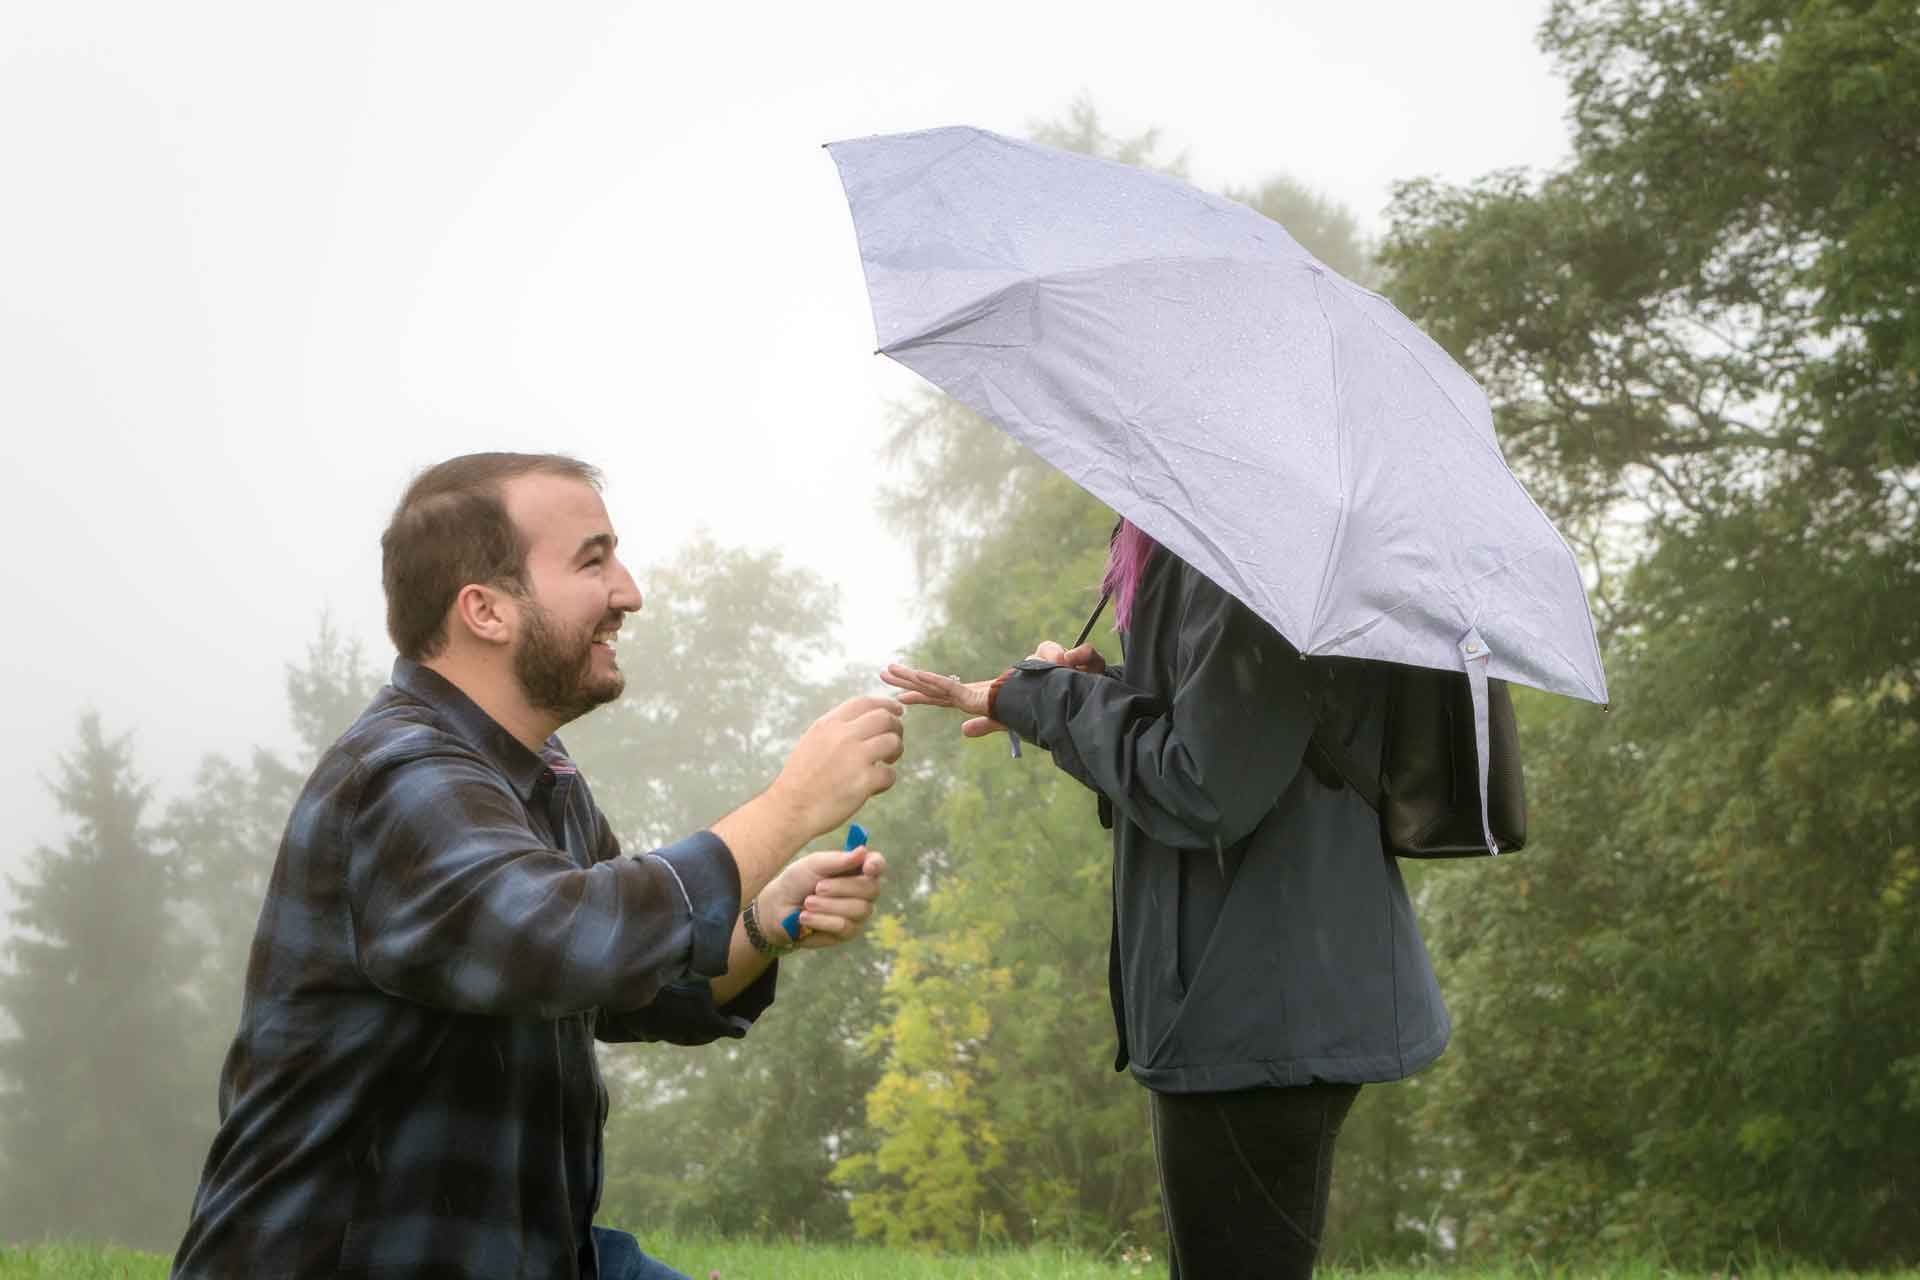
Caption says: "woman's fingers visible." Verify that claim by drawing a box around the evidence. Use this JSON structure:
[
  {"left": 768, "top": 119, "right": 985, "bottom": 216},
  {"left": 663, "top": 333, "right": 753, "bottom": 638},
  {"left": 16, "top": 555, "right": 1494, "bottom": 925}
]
[
  {"left": 1062, "top": 643, "right": 1106, "bottom": 673},
  {"left": 961, "top": 716, "right": 1007, "bottom": 738},
  {"left": 880, "top": 664, "right": 956, "bottom": 704},
  {"left": 879, "top": 665, "right": 996, "bottom": 717}
]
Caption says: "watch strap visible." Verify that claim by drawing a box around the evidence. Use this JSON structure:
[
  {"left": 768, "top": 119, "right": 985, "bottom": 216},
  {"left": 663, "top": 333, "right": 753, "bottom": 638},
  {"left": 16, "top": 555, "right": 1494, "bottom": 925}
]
[{"left": 742, "top": 897, "right": 795, "bottom": 955}]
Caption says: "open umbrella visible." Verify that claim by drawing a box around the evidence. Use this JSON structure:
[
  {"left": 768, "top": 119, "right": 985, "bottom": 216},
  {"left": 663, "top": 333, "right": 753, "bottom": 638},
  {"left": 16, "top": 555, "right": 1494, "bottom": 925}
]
[{"left": 827, "top": 126, "right": 1608, "bottom": 850}]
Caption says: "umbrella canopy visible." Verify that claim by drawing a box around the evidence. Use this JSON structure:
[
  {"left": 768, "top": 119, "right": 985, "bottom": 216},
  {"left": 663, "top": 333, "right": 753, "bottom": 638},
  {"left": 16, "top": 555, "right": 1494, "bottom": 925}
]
[{"left": 827, "top": 126, "right": 1607, "bottom": 844}]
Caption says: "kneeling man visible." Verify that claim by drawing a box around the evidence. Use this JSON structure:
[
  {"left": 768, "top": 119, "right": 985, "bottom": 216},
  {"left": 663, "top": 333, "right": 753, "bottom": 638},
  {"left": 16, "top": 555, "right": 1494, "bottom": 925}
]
[{"left": 172, "top": 453, "right": 902, "bottom": 1279}]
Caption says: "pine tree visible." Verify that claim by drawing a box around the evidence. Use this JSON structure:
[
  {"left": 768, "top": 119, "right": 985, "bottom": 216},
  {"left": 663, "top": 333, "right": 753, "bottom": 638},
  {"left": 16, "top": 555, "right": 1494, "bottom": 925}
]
[
  {"left": 164, "top": 614, "right": 380, "bottom": 1048},
  {"left": 0, "top": 714, "right": 203, "bottom": 1248},
  {"left": 161, "top": 615, "right": 385, "bottom": 1186}
]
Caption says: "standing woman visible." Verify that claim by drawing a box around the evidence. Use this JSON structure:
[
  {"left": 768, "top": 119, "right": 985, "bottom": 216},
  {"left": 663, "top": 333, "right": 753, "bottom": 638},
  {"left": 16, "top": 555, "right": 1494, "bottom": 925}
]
[{"left": 882, "top": 519, "right": 1449, "bottom": 1279}]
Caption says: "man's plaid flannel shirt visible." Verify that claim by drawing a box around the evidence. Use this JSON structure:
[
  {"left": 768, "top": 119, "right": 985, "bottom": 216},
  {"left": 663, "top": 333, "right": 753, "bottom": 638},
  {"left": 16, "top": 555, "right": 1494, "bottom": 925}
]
[{"left": 172, "top": 659, "right": 775, "bottom": 1278}]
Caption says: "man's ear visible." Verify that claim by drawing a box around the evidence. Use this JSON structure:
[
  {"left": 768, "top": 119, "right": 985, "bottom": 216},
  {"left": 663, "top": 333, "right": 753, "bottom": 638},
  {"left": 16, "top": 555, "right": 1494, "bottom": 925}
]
[{"left": 450, "top": 583, "right": 516, "bottom": 649}]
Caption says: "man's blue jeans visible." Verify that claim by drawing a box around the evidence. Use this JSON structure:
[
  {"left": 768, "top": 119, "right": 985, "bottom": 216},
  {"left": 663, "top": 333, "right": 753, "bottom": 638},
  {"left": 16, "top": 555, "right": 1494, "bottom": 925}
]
[{"left": 592, "top": 1226, "right": 691, "bottom": 1280}]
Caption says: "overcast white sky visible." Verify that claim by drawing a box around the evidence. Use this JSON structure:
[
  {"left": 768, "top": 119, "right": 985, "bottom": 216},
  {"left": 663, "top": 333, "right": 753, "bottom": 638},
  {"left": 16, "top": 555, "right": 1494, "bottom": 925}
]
[{"left": 0, "top": 1, "right": 1573, "bottom": 916}]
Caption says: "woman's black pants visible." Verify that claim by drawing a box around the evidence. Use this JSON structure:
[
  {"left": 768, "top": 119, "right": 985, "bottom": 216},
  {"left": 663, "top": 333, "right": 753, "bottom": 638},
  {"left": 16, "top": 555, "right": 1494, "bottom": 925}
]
[{"left": 1149, "top": 1082, "right": 1361, "bottom": 1279}]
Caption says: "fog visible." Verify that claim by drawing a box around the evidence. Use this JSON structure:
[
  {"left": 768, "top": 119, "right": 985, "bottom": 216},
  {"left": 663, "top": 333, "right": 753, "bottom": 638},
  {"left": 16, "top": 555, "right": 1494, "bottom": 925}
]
[{"left": 0, "top": 0, "right": 1569, "bottom": 911}]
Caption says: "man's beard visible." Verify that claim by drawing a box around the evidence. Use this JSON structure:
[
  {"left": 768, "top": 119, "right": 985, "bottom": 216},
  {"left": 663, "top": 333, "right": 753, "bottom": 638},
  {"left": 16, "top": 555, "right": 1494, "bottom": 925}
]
[{"left": 512, "top": 596, "right": 625, "bottom": 724}]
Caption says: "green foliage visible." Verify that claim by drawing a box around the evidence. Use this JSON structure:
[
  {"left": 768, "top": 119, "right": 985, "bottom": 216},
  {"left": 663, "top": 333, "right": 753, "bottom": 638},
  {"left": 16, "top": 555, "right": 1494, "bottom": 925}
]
[
  {"left": 1322, "top": 1064, "right": 1446, "bottom": 1263},
  {"left": 1380, "top": 1, "right": 1920, "bottom": 1265},
  {"left": 1383, "top": 0, "right": 1919, "bottom": 543},
  {"left": 10, "top": 1236, "right": 1916, "bottom": 1278},
  {"left": 1026, "top": 94, "right": 1190, "bottom": 180},
  {"left": 566, "top": 534, "right": 849, "bottom": 848},
  {"left": 0, "top": 718, "right": 204, "bottom": 1250},
  {"left": 574, "top": 536, "right": 901, "bottom": 1239},
  {"left": 1544, "top": 0, "right": 1920, "bottom": 426},
  {"left": 836, "top": 471, "right": 1154, "bottom": 1253},
  {"left": 1224, "top": 176, "right": 1381, "bottom": 286},
  {"left": 159, "top": 617, "right": 382, "bottom": 1133},
  {"left": 282, "top": 614, "right": 386, "bottom": 762},
  {"left": 1416, "top": 524, "right": 1920, "bottom": 1264}
]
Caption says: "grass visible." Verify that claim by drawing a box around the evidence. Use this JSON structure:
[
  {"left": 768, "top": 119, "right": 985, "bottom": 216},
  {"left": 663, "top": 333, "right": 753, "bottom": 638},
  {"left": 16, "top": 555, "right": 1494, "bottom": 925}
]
[{"left": 2, "top": 1237, "right": 1914, "bottom": 1279}]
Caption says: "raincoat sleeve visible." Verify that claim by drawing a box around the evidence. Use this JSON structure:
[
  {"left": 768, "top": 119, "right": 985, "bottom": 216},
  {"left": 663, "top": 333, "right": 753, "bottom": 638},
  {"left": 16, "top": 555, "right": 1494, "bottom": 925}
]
[{"left": 990, "top": 572, "right": 1315, "bottom": 850}]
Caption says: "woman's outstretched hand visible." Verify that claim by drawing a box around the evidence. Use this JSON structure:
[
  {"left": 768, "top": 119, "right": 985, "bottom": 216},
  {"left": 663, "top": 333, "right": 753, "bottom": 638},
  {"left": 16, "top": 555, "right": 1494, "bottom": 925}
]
[
  {"left": 878, "top": 666, "right": 1005, "bottom": 738},
  {"left": 881, "top": 641, "right": 1109, "bottom": 740}
]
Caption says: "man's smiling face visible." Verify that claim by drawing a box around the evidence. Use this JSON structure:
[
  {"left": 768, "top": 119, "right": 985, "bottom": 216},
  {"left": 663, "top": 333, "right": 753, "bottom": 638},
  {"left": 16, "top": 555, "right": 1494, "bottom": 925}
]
[{"left": 501, "top": 471, "right": 642, "bottom": 724}]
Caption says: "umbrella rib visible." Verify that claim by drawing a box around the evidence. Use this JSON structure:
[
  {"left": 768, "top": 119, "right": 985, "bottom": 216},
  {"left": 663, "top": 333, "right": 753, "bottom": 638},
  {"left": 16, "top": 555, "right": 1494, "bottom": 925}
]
[
  {"left": 879, "top": 255, "right": 1316, "bottom": 354},
  {"left": 1311, "top": 543, "right": 1607, "bottom": 703},
  {"left": 1304, "top": 270, "right": 1352, "bottom": 650},
  {"left": 1339, "top": 282, "right": 1612, "bottom": 702}
]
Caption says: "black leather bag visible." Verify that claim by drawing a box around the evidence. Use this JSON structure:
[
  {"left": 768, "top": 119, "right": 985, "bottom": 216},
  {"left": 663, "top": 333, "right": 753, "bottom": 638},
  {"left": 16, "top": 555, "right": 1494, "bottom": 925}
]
[{"left": 1306, "top": 663, "right": 1527, "bottom": 858}]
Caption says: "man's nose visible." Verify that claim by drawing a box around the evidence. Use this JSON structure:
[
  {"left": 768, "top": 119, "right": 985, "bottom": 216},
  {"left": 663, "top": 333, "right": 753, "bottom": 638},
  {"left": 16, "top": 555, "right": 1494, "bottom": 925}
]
[{"left": 610, "top": 560, "right": 643, "bottom": 613}]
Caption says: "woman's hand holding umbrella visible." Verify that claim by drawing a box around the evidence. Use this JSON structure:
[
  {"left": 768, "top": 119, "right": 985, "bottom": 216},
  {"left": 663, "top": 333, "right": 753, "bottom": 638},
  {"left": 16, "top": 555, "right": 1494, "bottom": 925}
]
[{"left": 1042, "top": 640, "right": 1107, "bottom": 674}]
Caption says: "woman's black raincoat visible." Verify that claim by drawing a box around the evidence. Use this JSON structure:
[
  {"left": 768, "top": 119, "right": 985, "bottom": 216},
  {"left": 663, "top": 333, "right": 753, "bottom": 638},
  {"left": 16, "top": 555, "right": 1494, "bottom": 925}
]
[{"left": 991, "top": 549, "right": 1449, "bottom": 1093}]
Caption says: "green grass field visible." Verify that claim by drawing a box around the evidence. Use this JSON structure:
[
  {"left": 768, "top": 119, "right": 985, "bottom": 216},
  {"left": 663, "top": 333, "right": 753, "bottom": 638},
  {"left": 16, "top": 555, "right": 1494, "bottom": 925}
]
[{"left": 2, "top": 1238, "right": 1912, "bottom": 1279}]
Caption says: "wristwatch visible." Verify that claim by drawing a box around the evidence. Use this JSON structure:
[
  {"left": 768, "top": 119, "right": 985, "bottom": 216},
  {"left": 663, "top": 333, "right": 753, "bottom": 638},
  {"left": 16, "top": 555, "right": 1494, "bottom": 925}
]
[{"left": 742, "top": 897, "right": 796, "bottom": 955}]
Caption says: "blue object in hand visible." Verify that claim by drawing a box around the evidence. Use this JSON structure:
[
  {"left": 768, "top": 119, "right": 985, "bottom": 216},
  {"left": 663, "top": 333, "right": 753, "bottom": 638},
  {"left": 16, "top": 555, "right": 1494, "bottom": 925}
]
[{"left": 782, "top": 823, "right": 868, "bottom": 941}]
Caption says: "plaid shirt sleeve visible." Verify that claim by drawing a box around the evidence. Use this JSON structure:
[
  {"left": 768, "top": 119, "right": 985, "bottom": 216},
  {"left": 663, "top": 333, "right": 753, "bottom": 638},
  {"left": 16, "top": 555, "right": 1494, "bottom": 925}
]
[
  {"left": 583, "top": 792, "right": 779, "bottom": 1045},
  {"left": 346, "top": 748, "right": 737, "bottom": 1021}
]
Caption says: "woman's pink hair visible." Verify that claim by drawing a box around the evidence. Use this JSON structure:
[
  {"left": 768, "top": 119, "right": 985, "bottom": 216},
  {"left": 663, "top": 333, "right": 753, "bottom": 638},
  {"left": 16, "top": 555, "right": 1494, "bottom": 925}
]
[{"left": 1100, "top": 518, "right": 1159, "bottom": 632}]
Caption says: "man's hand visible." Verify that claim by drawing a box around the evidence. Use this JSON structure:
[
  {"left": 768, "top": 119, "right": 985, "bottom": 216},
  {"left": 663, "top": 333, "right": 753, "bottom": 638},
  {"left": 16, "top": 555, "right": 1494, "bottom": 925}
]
[
  {"left": 755, "top": 844, "right": 888, "bottom": 950},
  {"left": 767, "top": 696, "right": 904, "bottom": 839}
]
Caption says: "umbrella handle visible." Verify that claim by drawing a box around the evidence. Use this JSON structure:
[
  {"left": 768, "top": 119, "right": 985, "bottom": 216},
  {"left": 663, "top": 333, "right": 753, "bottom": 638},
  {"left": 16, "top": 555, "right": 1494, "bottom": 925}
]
[{"left": 1073, "top": 591, "right": 1112, "bottom": 650}]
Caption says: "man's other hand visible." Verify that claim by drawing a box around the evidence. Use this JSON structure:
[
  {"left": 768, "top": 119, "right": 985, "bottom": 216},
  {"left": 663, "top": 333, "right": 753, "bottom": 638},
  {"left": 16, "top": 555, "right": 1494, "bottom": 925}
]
[
  {"left": 770, "top": 696, "right": 904, "bottom": 838},
  {"left": 756, "top": 845, "right": 888, "bottom": 949}
]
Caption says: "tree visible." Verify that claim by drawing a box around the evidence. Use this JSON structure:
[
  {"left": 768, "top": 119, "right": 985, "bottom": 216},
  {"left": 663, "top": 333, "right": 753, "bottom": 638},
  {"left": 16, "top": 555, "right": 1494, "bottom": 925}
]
[
  {"left": 1379, "top": 0, "right": 1920, "bottom": 1263},
  {"left": 163, "top": 617, "right": 381, "bottom": 1085},
  {"left": 1226, "top": 176, "right": 1381, "bottom": 287},
  {"left": 1407, "top": 533, "right": 1920, "bottom": 1263},
  {"left": 0, "top": 715, "right": 204, "bottom": 1249},
  {"left": 834, "top": 472, "right": 1157, "bottom": 1252},
  {"left": 573, "top": 536, "right": 909, "bottom": 1239},
  {"left": 1382, "top": 0, "right": 1918, "bottom": 553}
]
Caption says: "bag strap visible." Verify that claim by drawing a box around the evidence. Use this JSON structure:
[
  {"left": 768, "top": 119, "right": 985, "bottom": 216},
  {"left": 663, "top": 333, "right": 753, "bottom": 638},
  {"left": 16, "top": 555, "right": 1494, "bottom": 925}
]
[{"left": 1304, "top": 706, "right": 1383, "bottom": 814}]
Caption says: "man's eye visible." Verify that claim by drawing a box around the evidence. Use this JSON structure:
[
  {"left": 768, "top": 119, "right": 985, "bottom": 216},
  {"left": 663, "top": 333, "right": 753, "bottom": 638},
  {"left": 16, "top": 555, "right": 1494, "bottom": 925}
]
[{"left": 584, "top": 557, "right": 603, "bottom": 568}]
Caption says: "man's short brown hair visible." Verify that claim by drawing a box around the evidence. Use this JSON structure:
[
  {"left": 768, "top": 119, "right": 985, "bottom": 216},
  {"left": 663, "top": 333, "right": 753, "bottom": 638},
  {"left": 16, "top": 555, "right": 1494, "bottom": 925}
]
[{"left": 381, "top": 452, "right": 603, "bottom": 661}]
